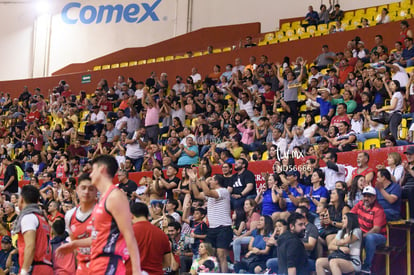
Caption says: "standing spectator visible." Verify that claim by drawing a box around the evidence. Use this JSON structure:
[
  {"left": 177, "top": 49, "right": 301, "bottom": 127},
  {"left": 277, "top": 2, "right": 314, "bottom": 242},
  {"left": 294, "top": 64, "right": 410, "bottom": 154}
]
[
  {"left": 125, "top": 128, "right": 147, "bottom": 172},
  {"left": 314, "top": 45, "right": 336, "bottom": 70},
  {"left": 319, "top": 1, "right": 333, "bottom": 24},
  {"left": 318, "top": 151, "right": 346, "bottom": 192},
  {"left": 275, "top": 60, "right": 307, "bottom": 124},
  {"left": 2, "top": 157, "right": 18, "bottom": 195},
  {"left": 375, "top": 169, "right": 402, "bottom": 221},
  {"left": 399, "top": 20, "right": 413, "bottom": 45},
  {"left": 189, "top": 173, "right": 232, "bottom": 273},
  {"left": 296, "top": 206, "right": 319, "bottom": 271},
  {"left": 351, "top": 186, "right": 387, "bottom": 274},
  {"left": 244, "top": 36, "right": 257, "bottom": 48},
  {"left": 142, "top": 88, "right": 160, "bottom": 144},
  {"left": 277, "top": 212, "right": 308, "bottom": 275},
  {"left": 229, "top": 158, "right": 257, "bottom": 210},
  {"left": 126, "top": 202, "right": 171, "bottom": 275}
]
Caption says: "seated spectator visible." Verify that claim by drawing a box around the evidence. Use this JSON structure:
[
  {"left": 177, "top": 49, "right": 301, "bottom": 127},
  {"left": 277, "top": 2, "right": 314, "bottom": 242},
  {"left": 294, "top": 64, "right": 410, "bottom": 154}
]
[
  {"left": 255, "top": 173, "right": 283, "bottom": 218},
  {"left": 375, "top": 169, "right": 402, "bottom": 221},
  {"left": 400, "top": 37, "right": 414, "bottom": 67},
  {"left": 399, "top": 20, "right": 413, "bottom": 44},
  {"left": 244, "top": 36, "right": 257, "bottom": 48},
  {"left": 349, "top": 152, "right": 376, "bottom": 187},
  {"left": 234, "top": 215, "right": 274, "bottom": 273},
  {"left": 376, "top": 8, "right": 390, "bottom": 25},
  {"left": 319, "top": 189, "right": 350, "bottom": 250},
  {"left": 327, "top": 121, "right": 357, "bottom": 152},
  {"left": 116, "top": 169, "right": 138, "bottom": 199},
  {"left": 304, "top": 5, "right": 319, "bottom": 26},
  {"left": 376, "top": 152, "right": 404, "bottom": 185},
  {"left": 330, "top": 103, "right": 351, "bottom": 127},
  {"left": 329, "top": 4, "right": 344, "bottom": 22},
  {"left": 190, "top": 243, "right": 219, "bottom": 274},
  {"left": 316, "top": 212, "right": 362, "bottom": 274},
  {"left": 277, "top": 170, "right": 306, "bottom": 219},
  {"left": 177, "top": 136, "right": 199, "bottom": 167},
  {"left": 304, "top": 169, "right": 329, "bottom": 212},
  {"left": 351, "top": 186, "right": 387, "bottom": 274},
  {"left": 229, "top": 158, "right": 257, "bottom": 210},
  {"left": 348, "top": 175, "right": 367, "bottom": 208}
]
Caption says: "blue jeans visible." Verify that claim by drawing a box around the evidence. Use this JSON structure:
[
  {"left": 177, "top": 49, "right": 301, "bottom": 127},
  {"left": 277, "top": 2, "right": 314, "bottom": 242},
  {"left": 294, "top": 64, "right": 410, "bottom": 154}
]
[
  {"left": 356, "top": 131, "right": 380, "bottom": 142},
  {"left": 233, "top": 236, "right": 252, "bottom": 262},
  {"left": 363, "top": 233, "right": 386, "bottom": 269},
  {"left": 128, "top": 157, "right": 144, "bottom": 172}
]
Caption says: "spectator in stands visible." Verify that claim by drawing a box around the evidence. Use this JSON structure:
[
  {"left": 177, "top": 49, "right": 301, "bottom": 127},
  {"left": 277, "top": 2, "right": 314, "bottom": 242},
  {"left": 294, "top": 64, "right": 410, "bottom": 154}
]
[
  {"left": 117, "top": 169, "right": 138, "bottom": 199},
  {"left": 399, "top": 20, "right": 413, "bottom": 44},
  {"left": 275, "top": 60, "right": 307, "bottom": 124},
  {"left": 401, "top": 37, "right": 414, "bottom": 68},
  {"left": 318, "top": 2, "right": 332, "bottom": 24},
  {"left": 304, "top": 6, "right": 319, "bottom": 26},
  {"left": 305, "top": 169, "right": 329, "bottom": 212},
  {"left": 177, "top": 137, "right": 199, "bottom": 167},
  {"left": 190, "top": 242, "right": 219, "bottom": 274},
  {"left": 85, "top": 105, "right": 106, "bottom": 140},
  {"left": 277, "top": 212, "right": 308, "bottom": 275},
  {"left": 348, "top": 175, "right": 367, "bottom": 208},
  {"left": 375, "top": 168, "right": 402, "bottom": 221},
  {"left": 244, "top": 36, "right": 257, "bottom": 48},
  {"left": 329, "top": 3, "right": 343, "bottom": 22},
  {"left": 255, "top": 173, "right": 283, "bottom": 218},
  {"left": 376, "top": 152, "right": 404, "bottom": 185},
  {"left": 351, "top": 186, "right": 387, "bottom": 274},
  {"left": 373, "top": 79, "right": 403, "bottom": 140},
  {"left": 349, "top": 152, "right": 376, "bottom": 187},
  {"left": 403, "top": 146, "right": 414, "bottom": 221},
  {"left": 330, "top": 103, "right": 350, "bottom": 127},
  {"left": 141, "top": 88, "right": 160, "bottom": 144},
  {"left": 0, "top": 235, "right": 14, "bottom": 274},
  {"left": 314, "top": 45, "right": 336, "bottom": 70},
  {"left": 376, "top": 8, "right": 390, "bottom": 25},
  {"left": 308, "top": 66, "right": 324, "bottom": 87},
  {"left": 371, "top": 34, "right": 388, "bottom": 54},
  {"left": 189, "top": 173, "right": 232, "bottom": 273},
  {"left": 125, "top": 127, "right": 147, "bottom": 172},
  {"left": 278, "top": 170, "right": 305, "bottom": 216},
  {"left": 229, "top": 158, "right": 257, "bottom": 210}
]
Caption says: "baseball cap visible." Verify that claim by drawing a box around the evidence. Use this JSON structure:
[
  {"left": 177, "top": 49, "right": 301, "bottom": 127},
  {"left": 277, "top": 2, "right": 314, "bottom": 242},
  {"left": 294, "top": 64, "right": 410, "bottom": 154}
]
[
  {"left": 404, "top": 147, "right": 414, "bottom": 155},
  {"left": 286, "top": 170, "right": 300, "bottom": 178},
  {"left": 1, "top": 236, "right": 11, "bottom": 244},
  {"left": 362, "top": 186, "right": 376, "bottom": 196}
]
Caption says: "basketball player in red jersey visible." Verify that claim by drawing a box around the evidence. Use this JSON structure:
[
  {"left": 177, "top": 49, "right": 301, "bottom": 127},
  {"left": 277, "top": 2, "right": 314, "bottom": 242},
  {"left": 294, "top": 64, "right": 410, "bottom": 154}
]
[
  {"left": 64, "top": 173, "right": 96, "bottom": 274},
  {"left": 14, "top": 185, "right": 53, "bottom": 275},
  {"left": 58, "top": 155, "right": 142, "bottom": 275}
]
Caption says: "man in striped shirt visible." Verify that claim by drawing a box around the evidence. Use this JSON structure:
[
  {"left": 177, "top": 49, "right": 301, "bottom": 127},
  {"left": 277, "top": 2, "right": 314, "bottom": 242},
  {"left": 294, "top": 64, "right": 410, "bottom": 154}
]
[
  {"left": 189, "top": 172, "right": 232, "bottom": 273},
  {"left": 351, "top": 186, "right": 387, "bottom": 274}
]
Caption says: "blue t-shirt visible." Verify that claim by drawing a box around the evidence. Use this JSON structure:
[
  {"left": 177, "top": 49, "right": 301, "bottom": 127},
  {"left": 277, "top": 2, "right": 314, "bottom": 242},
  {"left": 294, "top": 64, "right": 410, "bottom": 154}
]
[
  {"left": 261, "top": 189, "right": 282, "bottom": 216},
  {"left": 177, "top": 145, "right": 199, "bottom": 166},
  {"left": 283, "top": 183, "right": 306, "bottom": 212},
  {"left": 305, "top": 185, "right": 329, "bottom": 212},
  {"left": 317, "top": 97, "right": 334, "bottom": 117},
  {"left": 376, "top": 182, "right": 402, "bottom": 218},
  {"left": 251, "top": 229, "right": 270, "bottom": 250},
  {"left": 191, "top": 220, "right": 208, "bottom": 255}
]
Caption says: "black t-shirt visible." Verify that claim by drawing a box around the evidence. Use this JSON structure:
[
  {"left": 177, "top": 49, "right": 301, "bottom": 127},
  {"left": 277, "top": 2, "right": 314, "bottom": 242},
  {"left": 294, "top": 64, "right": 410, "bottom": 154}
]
[
  {"left": 231, "top": 169, "right": 256, "bottom": 197},
  {"left": 4, "top": 164, "right": 18, "bottom": 193},
  {"left": 118, "top": 179, "right": 138, "bottom": 198},
  {"left": 277, "top": 231, "right": 308, "bottom": 275},
  {"left": 223, "top": 175, "right": 234, "bottom": 188},
  {"left": 52, "top": 137, "right": 65, "bottom": 151},
  {"left": 165, "top": 176, "right": 180, "bottom": 200},
  {"left": 107, "top": 93, "right": 119, "bottom": 102}
]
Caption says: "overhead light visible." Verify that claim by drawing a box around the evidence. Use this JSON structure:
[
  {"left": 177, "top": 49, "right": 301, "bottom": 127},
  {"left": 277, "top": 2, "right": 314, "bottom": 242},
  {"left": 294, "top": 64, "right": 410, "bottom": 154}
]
[{"left": 36, "top": 1, "right": 50, "bottom": 14}]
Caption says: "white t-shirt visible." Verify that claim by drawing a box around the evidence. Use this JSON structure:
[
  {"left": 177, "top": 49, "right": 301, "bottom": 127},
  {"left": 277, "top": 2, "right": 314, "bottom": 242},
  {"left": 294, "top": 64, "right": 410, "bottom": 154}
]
[
  {"left": 115, "top": 116, "right": 129, "bottom": 131},
  {"left": 134, "top": 88, "right": 144, "bottom": 99},
  {"left": 389, "top": 92, "right": 404, "bottom": 113},
  {"left": 90, "top": 111, "right": 106, "bottom": 124},
  {"left": 21, "top": 214, "right": 39, "bottom": 233},
  {"left": 237, "top": 99, "right": 254, "bottom": 118},
  {"left": 191, "top": 73, "right": 202, "bottom": 83},
  {"left": 126, "top": 132, "right": 145, "bottom": 159},
  {"left": 207, "top": 188, "right": 232, "bottom": 228},
  {"left": 392, "top": 64, "right": 409, "bottom": 88}
]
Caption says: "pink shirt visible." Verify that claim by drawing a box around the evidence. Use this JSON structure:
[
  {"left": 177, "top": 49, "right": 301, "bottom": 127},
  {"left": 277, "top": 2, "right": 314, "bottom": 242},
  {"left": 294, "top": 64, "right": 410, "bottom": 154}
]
[
  {"left": 145, "top": 106, "right": 160, "bottom": 126},
  {"left": 237, "top": 123, "right": 255, "bottom": 145}
]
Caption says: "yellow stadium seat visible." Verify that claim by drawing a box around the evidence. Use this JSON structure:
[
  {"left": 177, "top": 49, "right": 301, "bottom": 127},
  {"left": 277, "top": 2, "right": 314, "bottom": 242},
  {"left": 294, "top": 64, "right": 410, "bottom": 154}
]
[
  {"left": 264, "top": 32, "right": 275, "bottom": 41},
  {"left": 280, "top": 22, "right": 291, "bottom": 31},
  {"left": 165, "top": 55, "right": 174, "bottom": 61},
  {"left": 366, "top": 7, "right": 377, "bottom": 14},
  {"left": 193, "top": 51, "right": 203, "bottom": 57},
  {"left": 296, "top": 27, "right": 306, "bottom": 35},
  {"left": 299, "top": 105, "right": 307, "bottom": 112},
  {"left": 400, "top": 127, "right": 408, "bottom": 140},
  {"left": 93, "top": 65, "right": 101, "bottom": 71},
  {"left": 307, "top": 25, "right": 317, "bottom": 35},
  {"left": 262, "top": 151, "right": 269, "bottom": 160},
  {"left": 300, "top": 33, "right": 311, "bottom": 39},
  {"left": 258, "top": 40, "right": 268, "bottom": 46},
  {"left": 78, "top": 121, "right": 87, "bottom": 134},
  {"left": 147, "top": 58, "right": 156, "bottom": 64},
  {"left": 120, "top": 62, "right": 128, "bottom": 68},
  {"left": 328, "top": 21, "right": 336, "bottom": 29},
  {"left": 343, "top": 11, "right": 354, "bottom": 20},
  {"left": 102, "top": 64, "right": 110, "bottom": 70},
  {"left": 212, "top": 49, "right": 222, "bottom": 53},
  {"left": 285, "top": 29, "right": 295, "bottom": 38},
  {"left": 268, "top": 38, "right": 278, "bottom": 45},
  {"left": 377, "top": 5, "right": 387, "bottom": 11},
  {"left": 278, "top": 37, "right": 289, "bottom": 43},
  {"left": 354, "top": 9, "right": 365, "bottom": 17},
  {"left": 318, "top": 24, "right": 328, "bottom": 32},
  {"left": 155, "top": 57, "right": 164, "bottom": 62},
  {"left": 345, "top": 25, "right": 357, "bottom": 31},
  {"left": 365, "top": 11, "right": 377, "bottom": 21},
  {"left": 289, "top": 35, "right": 299, "bottom": 41},
  {"left": 357, "top": 142, "right": 363, "bottom": 150},
  {"left": 138, "top": 59, "right": 146, "bottom": 65},
  {"left": 364, "top": 138, "right": 381, "bottom": 150},
  {"left": 298, "top": 116, "right": 306, "bottom": 127},
  {"left": 402, "top": 119, "right": 408, "bottom": 128},
  {"left": 406, "top": 66, "right": 414, "bottom": 74},
  {"left": 298, "top": 94, "right": 306, "bottom": 101},
  {"left": 222, "top": 47, "right": 232, "bottom": 52},
  {"left": 291, "top": 21, "right": 301, "bottom": 29},
  {"left": 111, "top": 63, "right": 119, "bottom": 69},
  {"left": 401, "top": 0, "right": 411, "bottom": 9},
  {"left": 185, "top": 119, "right": 191, "bottom": 127},
  {"left": 275, "top": 31, "right": 285, "bottom": 40},
  {"left": 315, "top": 115, "right": 321, "bottom": 123},
  {"left": 129, "top": 61, "right": 138, "bottom": 66},
  {"left": 389, "top": 2, "right": 400, "bottom": 10}
]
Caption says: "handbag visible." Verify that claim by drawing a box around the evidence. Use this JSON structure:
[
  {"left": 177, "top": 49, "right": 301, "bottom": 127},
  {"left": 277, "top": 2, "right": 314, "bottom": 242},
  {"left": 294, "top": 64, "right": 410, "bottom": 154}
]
[
  {"left": 371, "top": 111, "right": 391, "bottom": 124},
  {"left": 328, "top": 249, "right": 351, "bottom": 261},
  {"left": 241, "top": 254, "right": 261, "bottom": 266}
]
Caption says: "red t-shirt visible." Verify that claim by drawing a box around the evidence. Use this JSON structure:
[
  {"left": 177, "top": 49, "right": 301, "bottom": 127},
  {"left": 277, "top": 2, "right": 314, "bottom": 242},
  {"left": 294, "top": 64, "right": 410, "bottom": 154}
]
[
  {"left": 331, "top": 114, "right": 351, "bottom": 127},
  {"left": 351, "top": 200, "right": 387, "bottom": 236},
  {"left": 47, "top": 212, "right": 64, "bottom": 224},
  {"left": 339, "top": 65, "right": 354, "bottom": 84},
  {"left": 99, "top": 101, "right": 113, "bottom": 113},
  {"left": 352, "top": 167, "right": 376, "bottom": 186},
  {"left": 263, "top": 91, "right": 275, "bottom": 106},
  {"left": 125, "top": 221, "right": 171, "bottom": 275},
  {"left": 26, "top": 111, "right": 40, "bottom": 123}
]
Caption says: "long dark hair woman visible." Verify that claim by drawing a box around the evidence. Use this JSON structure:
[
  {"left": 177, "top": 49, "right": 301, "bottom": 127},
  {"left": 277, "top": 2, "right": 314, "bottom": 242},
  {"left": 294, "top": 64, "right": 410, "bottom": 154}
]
[{"left": 316, "top": 213, "right": 362, "bottom": 274}]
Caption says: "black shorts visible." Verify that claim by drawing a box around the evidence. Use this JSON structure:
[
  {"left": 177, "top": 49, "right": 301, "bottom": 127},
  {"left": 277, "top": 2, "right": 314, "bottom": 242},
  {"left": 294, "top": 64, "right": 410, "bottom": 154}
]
[{"left": 206, "top": 226, "right": 232, "bottom": 250}]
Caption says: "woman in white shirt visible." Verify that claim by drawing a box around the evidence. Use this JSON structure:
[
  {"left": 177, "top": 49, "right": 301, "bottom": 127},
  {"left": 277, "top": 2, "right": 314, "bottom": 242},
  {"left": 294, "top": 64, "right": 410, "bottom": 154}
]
[
  {"left": 376, "top": 8, "right": 390, "bottom": 25},
  {"left": 373, "top": 79, "right": 404, "bottom": 140},
  {"left": 377, "top": 152, "right": 405, "bottom": 185}
]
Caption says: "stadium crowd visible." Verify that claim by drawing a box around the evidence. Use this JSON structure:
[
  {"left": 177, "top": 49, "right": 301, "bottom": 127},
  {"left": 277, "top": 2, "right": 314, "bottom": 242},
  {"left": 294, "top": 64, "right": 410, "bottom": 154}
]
[{"left": 0, "top": 2, "right": 414, "bottom": 275}]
